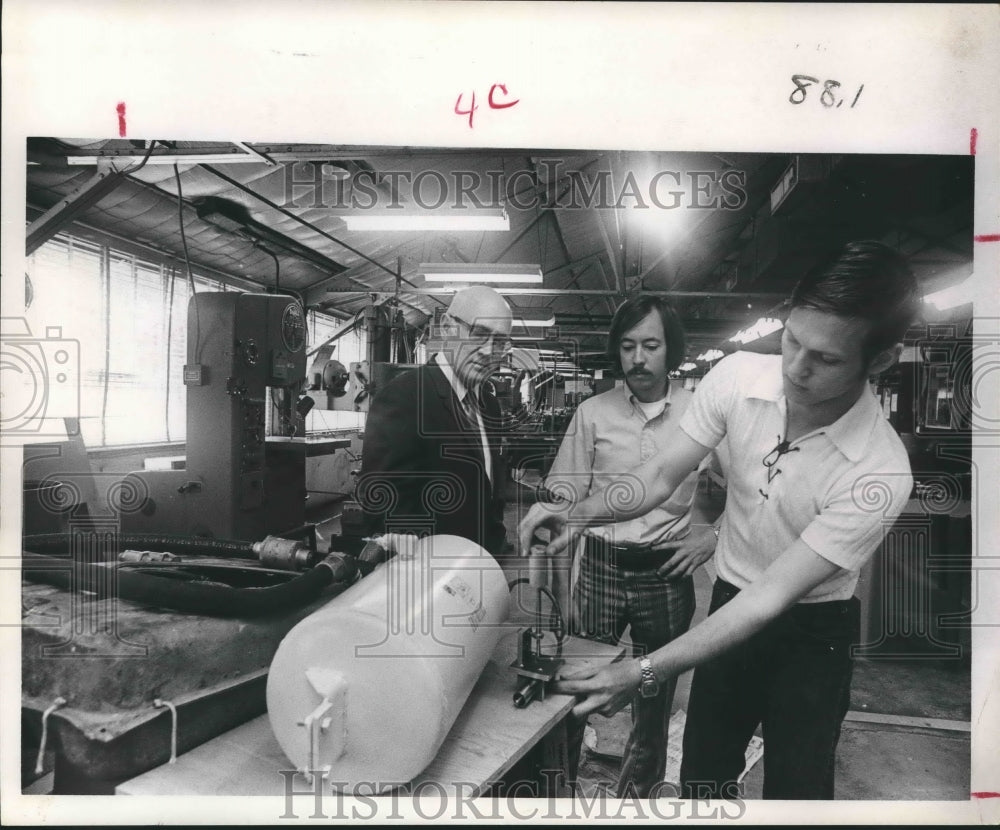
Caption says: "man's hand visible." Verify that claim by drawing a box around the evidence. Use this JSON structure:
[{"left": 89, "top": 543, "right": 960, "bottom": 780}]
[
  {"left": 518, "top": 501, "right": 574, "bottom": 556},
  {"left": 551, "top": 659, "right": 643, "bottom": 718},
  {"left": 656, "top": 524, "right": 717, "bottom": 581}
]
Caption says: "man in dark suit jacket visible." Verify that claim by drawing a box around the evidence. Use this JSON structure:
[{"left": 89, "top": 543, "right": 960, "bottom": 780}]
[{"left": 358, "top": 287, "right": 514, "bottom": 558}]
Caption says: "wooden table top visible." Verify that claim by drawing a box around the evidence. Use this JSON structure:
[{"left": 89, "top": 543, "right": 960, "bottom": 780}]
[{"left": 118, "top": 633, "right": 625, "bottom": 797}]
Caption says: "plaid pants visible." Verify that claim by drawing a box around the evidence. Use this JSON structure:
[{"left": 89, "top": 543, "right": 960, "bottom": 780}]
[{"left": 568, "top": 535, "right": 696, "bottom": 798}]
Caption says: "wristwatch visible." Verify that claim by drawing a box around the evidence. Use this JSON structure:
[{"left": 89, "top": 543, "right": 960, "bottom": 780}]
[{"left": 639, "top": 657, "right": 660, "bottom": 698}]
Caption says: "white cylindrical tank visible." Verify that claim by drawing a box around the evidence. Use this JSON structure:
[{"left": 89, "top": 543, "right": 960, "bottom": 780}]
[{"left": 266, "top": 535, "right": 511, "bottom": 792}]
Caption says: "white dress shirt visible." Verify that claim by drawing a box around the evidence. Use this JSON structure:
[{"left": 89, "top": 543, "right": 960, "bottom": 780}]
[{"left": 433, "top": 353, "right": 492, "bottom": 483}]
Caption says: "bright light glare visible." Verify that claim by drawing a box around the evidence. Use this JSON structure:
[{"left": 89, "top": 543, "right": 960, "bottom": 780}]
[
  {"left": 728, "top": 317, "right": 784, "bottom": 344},
  {"left": 923, "top": 274, "right": 977, "bottom": 310}
]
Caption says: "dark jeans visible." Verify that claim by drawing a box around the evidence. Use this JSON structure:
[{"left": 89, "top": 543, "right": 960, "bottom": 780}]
[{"left": 679, "top": 579, "right": 860, "bottom": 800}]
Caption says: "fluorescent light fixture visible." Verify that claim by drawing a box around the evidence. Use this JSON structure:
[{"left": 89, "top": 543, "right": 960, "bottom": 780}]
[
  {"left": 696, "top": 349, "right": 725, "bottom": 362},
  {"left": 511, "top": 307, "right": 556, "bottom": 329},
  {"left": 343, "top": 208, "right": 509, "bottom": 232},
  {"left": 728, "top": 317, "right": 784, "bottom": 344},
  {"left": 419, "top": 263, "right": 543, "bottom": 284},
  {"left": 677, "top": 362, "right": 698, "bottom": 372}
]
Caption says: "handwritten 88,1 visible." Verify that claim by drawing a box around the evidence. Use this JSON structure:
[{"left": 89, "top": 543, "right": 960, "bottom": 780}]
[{"left": 789, "top": 76, "right": 864, "bottom": 108}]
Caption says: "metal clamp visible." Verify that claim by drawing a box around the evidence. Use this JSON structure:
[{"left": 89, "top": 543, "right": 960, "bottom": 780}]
[
  {"left": 35, "top": 697, "right": 67, "bottom": 774},
  {"left": 154, "top": 698, "right": 178, "bottom": 763}
]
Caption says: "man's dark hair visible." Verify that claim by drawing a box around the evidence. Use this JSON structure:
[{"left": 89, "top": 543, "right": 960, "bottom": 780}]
[
  {"left": 790, "top": 241, "right": 920, "bottom": 360},
  {"left": 606, "top": 295, "right": 686, "bottom": 374}
]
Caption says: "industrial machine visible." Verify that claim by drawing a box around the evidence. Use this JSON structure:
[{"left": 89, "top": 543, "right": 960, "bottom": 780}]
[
  {"left": 306, "top": 355, "right": 419, "bottom": 414},
  {"left": 120, "top": 292, "right": 310, "bottom": 541}
]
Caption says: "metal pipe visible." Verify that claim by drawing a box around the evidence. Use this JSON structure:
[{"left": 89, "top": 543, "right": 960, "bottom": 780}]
[
  {"left": 200, "top": 165, "right": 422, "bottom": 292},
  {"left": 324, "top": 288, "right": 787, "bottom": 299},
  {"left": 153, "top": 699, "right": 179, "bottom": 763},
  {"left": 35, "top": 697, "right": 67, "bottom": 775}
]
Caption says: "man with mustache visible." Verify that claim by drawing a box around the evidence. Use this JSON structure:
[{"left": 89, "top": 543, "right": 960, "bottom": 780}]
[
  {"left": 358, "top": 286, "right": 513, "bottom": 557},
  {"left": 520, "top": 241, "right": 919, "bottom": 799},
  {"left": 543, "top": 295, "right": 718, "bottom": 797}
]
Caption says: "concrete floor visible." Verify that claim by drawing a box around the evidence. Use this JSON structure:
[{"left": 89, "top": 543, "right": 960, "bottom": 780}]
[{"left": 500, "top": 474, "right": 972, "bottom": 801}]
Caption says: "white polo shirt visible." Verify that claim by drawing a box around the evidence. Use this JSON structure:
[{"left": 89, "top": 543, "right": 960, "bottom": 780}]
[{"left": 679, "top": 352, "right": 912, "bottom": 603}]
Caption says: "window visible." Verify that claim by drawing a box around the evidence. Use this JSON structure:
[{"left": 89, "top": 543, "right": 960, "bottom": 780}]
[{"left": 25, "top": 233, "right": 359, "bottom": 446}]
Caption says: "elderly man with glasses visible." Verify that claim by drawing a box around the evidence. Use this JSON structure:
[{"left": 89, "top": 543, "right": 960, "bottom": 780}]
[{"left": 358, "top": 286, "right": 514, "bottom": 558}]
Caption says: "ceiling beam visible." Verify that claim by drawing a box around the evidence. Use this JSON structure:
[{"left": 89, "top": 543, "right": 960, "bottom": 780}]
[
  {"left": 26, "top": 161, "right": 128, "bottom": 255},
  {"left": 325, "top": 288, "right": 787, "bottom": 299}
]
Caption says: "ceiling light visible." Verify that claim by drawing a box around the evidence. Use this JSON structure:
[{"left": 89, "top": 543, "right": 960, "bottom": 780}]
[
  {"left": 696, "top": 349, "right": 725, "bottom": 362},
  {"left": 511, "top": 307, "right": 556, "bottom": 329},
  {"left": 342, "top": 207, "right": 509, "bottom": 232},
  {"left": 728, "top": 317, "right": 784, "bottom": 344},
  {"left": 419, "top": 263, "right": 543, "bottom": 284},
  {"left": 677, "top": 362, "right": 698, "bottom": 372}
]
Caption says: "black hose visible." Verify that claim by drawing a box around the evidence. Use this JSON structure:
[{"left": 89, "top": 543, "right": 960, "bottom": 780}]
[
  {"left": 23, "top": 532, "right": 255, "bottom": 559},
  {"left": 22, "top": 533, "right": 357, "bottom": 616},
  {"left": 21, "top": 548, "right": 355, "bottom": 618}
]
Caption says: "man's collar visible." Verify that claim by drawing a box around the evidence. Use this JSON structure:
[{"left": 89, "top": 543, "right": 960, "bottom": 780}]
[
  {"left": 625, "top": 379, "right": 673, "bottom": 408},
  {"left": 747, "top": 362, "right": 784, "bottom": 402},
  {"left": 433, "top": 352, "right": 471, "bottom": 401},
  {"left": 746, "top": 358, "right": 881, "bottom": 462},
  {"left": 819, "top": 384, "right": 882, "bottom": 463}
]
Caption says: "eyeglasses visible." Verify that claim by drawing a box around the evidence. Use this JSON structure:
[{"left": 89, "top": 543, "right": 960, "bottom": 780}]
[
  {"left": 759, "top": 436, "right": 800, "bottom": 500},
  {"left": 447, "top": 314, "right": 513, "bottom": 353}
]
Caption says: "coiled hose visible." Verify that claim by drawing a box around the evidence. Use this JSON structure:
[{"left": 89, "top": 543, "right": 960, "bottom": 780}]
[{"left": 22, "top": 533, "right": 358, "bottom": 617}]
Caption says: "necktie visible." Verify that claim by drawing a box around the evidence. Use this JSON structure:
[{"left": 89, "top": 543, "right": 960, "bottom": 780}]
[{"left": 462, "top": 391, "right": 492, "bottom": 483}]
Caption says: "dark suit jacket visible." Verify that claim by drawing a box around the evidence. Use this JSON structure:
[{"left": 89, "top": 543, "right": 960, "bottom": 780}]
[{"left": 357, "top": 362, "right": 507, "bottom": 557}]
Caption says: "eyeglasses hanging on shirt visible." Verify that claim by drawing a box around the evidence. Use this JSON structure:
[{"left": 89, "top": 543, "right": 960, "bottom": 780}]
[{"left": 758, "top": 436, "right": 801, "bottom": 500}]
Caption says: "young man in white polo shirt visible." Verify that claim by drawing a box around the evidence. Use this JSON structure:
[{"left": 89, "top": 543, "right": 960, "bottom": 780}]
[{"left": 519, "top": 241, "right": 920, "bottom": 799}]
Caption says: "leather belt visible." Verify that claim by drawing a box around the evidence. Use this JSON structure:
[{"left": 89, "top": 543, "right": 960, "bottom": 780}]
[{"left": 583, "top": 535, "right": 676, "bottom": 570}]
